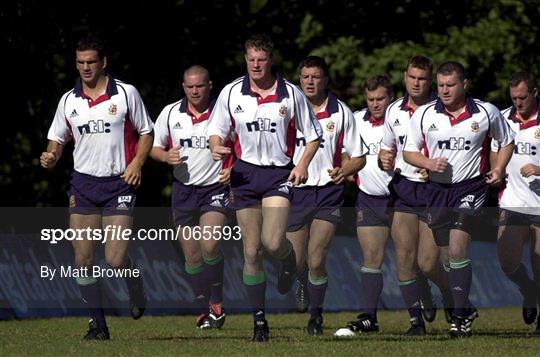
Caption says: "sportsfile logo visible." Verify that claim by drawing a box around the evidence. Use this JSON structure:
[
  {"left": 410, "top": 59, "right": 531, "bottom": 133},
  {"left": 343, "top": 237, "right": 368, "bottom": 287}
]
[
  {"left": 437, "top": 137, "right": 471, "bottom": 150},
  {"left": 246, "top": 118, "right": 277, "bottom": 133},
  {"left": 77, "top": 120, "right": 111, "bottom": 135}
]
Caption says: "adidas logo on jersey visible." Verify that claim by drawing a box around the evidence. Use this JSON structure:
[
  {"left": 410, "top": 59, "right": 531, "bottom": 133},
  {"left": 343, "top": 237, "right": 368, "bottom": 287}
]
[
  {"left": 70, "top": 109, "right": 79, "bottom": 118},
  {"left": 234, "top": 105, "right": 244, "bottom": 114},
  {"left": 331, "top": 209, "right": 341, "bottom": 217},
  {"left": 392, "top": 119, "right": 401, "bottom": 126},
  {"left": 428, "top": 123, "right": 438, "bottom": 131},
  {"left": 173, "top": 122, "right": 183, "bottom": 130}
]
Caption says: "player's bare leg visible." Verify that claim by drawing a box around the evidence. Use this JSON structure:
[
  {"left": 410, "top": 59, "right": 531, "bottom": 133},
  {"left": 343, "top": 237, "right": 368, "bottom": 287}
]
[
  {"left": 418, "top": 220, "right": 452, "bottom": 321},
  {"left": 236, "top": 207, "right": 268, "bottom": 341},
  {"left": 391, "top": 211, "right": 426, "bottom": 333},
  {"left": 103, "top": 214, "right": 146, "bottom": 320},
  {"left": 286, "top": 225, "right": 310, "bottom": 312},
  {"left": 498, "top": 224, "right": 537, "bottom": 325},
  {"left": 261, "top": 196, "right": 297, "bottom": 294},
  {"left": 70, "top": 213, "right": 109, "bottom": 339}
]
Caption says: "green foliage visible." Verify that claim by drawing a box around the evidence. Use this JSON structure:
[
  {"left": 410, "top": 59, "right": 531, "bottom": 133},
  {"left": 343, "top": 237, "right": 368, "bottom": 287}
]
[{"left": 308, "top": 1, "right": 540, "bottom": 109}]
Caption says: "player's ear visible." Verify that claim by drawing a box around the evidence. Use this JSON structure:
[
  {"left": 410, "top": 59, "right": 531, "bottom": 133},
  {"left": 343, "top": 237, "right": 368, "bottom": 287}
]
[
  {"left": 463, "top": 79, "right": 469, "bottom": 90},
  {"left": 209, "top": 80, "right": 213, "bottom": 91},
  {"left": 533, "top": 87, "right": 538, "bottom": 98},
  {"left": 102, "top": 56, "right": 108, "bottom": 70}
]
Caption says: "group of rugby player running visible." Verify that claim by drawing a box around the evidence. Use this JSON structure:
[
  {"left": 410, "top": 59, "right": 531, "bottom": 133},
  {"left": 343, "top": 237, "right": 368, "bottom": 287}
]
[{"left": 40, "top": 34, "right": 540, "bottom": 341}]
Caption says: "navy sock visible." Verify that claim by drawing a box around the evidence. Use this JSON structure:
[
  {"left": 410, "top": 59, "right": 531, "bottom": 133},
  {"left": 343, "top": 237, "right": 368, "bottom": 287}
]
[
  {"left": 307, "top": 273, "right": 328, "bottom": 318},
  {"left": 244, "top": 273, "right": 266, "bottom": 321},
  {"left": 185, "top": 264, "right": 209, "bottom": 313},
  {"left": 399, "top": 279, "right": 424, "bottom": 326},
  {"left": 506, "top": 263, "right": 536, "bottom": 296},
  {"left": 124, "top": 257, "right": 143, "bottom": 296},
  {"left": 280, "top": 241, "right": 297, "bottom": 272},
  {"left": 449, "top": 259, "right": 472, "bottom": 317},
  {"left": 77, "top": 276, "right": 106, "bottom": 328},
  {"left": 360, "top": 267, "right": 383, "bottom": 321},
  {"left": 203, "top": 253, "right": 224, "bottom": 304}
]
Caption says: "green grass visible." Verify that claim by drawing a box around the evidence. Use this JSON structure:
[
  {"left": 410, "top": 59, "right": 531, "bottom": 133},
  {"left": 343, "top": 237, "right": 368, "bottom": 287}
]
[{"left": 1, "top": 308, "right": 540, "bottom": 356}]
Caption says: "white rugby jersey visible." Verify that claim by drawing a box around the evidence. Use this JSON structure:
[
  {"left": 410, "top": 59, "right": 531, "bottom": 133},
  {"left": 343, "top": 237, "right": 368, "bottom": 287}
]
[
  {"left": 493, "top": 106, "right": 540, "bottom": 212},
  {"left": 207, "top": 75, "right": 323, "bottom": 166},
  {"left": 293, "top": 93, "right": 365, "bottom": 186},
  {"left": 381, "top": 93, "right": 437, "bottom": 182},
  {"left": 405, "top": 96, "right": 515, "bottom": 184},
  {"left": 153, "top": 98, "right": 232, "bottom": 186},
  {"left": 355, "top": 109, "right": 393, "bottom": 196},
  {"left": 47, "top": 76, "right": 154, "bottom": 177}
]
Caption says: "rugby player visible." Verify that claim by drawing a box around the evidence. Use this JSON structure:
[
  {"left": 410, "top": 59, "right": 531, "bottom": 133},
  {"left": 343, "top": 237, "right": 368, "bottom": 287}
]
[
  {"left": 403, "top": 61, "right": 515, "bottom": 337},
  {"left": 378, "top": 56, "right": 453, "bottom": 329},
  {"left": 335, "top": 74, "right": 396, "bottom": 336},
  {"left": 40, "top": 36, "right": 153, "bottom": 340},
  {"left": 150, "top": 65, "right": 232, "bottom": 330},
  {"left": 491, "top": 70, "right": 540, "bottom": 334},
  {"left": 286, "top": 56, "right": 365, "bottom": 335},
  {"left": 207, "top": 34, "right": 323, "bottom": 342}
]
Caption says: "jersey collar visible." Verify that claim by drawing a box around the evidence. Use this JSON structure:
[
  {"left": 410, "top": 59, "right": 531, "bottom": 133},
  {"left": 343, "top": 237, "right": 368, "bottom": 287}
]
[
  {"left": 315, "top": 92, "right": 339, "bottom": 119},
  {"left": 241, "top": 74, "right": 289, "bottom": 104},
  {"left": 179, "top": 97, "right": 216, "bottom": 124},
  {"left": 363, "top": 108, "right": 384, "bottom": 127},
  {"left": 74, "top": 75, "right": 118, "bottom": 107},
  {"left": 400, "top": 91, "right": 437, "bottom": 117},
  {"left": 435, "top": 95, "right": 480, "bottom": 126},
  {"left": 508, "top": 101, "right": 540, "bottom": 130}
]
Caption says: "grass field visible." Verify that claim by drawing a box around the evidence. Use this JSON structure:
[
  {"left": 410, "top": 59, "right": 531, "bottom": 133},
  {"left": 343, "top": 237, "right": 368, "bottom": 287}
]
[{"left": 1, "top": 308, "right": 540, "bottom": 356}]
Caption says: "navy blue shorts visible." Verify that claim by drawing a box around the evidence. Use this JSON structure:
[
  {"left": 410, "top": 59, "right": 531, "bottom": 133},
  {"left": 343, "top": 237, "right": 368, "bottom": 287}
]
[
  {"left": 388, "top": 173, "right": 429, "bottom": 221},
  {"left": 172, "top": 181, "right": 230, "bottom": 227},
  {"left": 498, "top": 209, "right": 540, "bottom": 228},
  {"left": 356, "top": 189, "right": 391, "bottom": 227},
  {"left": 230, "top": 160, "right": 293, "bottom": 209},
  {"left": 68, "top": 171, "right": 135, "bottom": 216},
  {"left": 426, "top": 176, "right": 489, "bottom": 230},
  {"left": 287, "top": 183, "right": 343, "bottom": 232}
]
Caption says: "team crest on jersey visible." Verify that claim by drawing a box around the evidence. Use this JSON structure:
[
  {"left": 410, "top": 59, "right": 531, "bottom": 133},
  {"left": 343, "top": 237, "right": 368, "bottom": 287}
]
[
  {"left": 535, "top": 128, "right": 540, "bottom": 139},
  {"left": 69, "top": 195, "right": 76, "bottom": 208},
  {"left": 108, "top": 104, "right": 118, "bottom": 116},
  {"left": 470, "top": 121, "right": 479, "bottom": 132},
  {"left": 278, "top": 105, "right": 288, "bottom": 117},
  {"left": 326, "top": 120, "right": 335, "bottom": 132}
]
